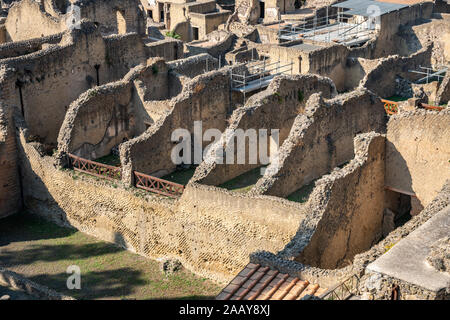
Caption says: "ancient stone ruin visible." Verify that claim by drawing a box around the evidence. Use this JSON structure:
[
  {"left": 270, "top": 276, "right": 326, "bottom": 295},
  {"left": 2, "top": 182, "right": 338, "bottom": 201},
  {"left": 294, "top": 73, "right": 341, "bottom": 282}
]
[{"left": 0, "top": 0, "right": 449, "bottom": 301}]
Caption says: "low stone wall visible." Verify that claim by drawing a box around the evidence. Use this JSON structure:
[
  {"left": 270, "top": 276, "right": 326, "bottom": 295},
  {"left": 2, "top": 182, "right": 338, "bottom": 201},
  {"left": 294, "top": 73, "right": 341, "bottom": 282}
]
[
  {"left": 17, "top": 113, "right": 312, "bottom": 282},
  {"left": 385, "top": 108, "right": 450, "bottom": 207},
  {"left": 0, "top": 267, "right": 74, "bottom": 300},
  {"left": 355, "top": 181, "right": 450, "bottom": 300},
  {"left": 176, "top": 182, "right": 308, "bottom": 279},
  {"left": 252, "top": 89, "right": 386, "bottom": 198},
  {"left": 193, "top": 74, "right": 337, "bottom": 186}
]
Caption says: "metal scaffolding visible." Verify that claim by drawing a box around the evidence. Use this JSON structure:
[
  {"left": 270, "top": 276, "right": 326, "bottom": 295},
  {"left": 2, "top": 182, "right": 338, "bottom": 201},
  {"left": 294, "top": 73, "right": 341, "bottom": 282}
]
[
  {"left": 278, "top": 9, "right": 374, "bottom": 46},
  {"left": 409, "top": 65, "right": 448, "bottom": 84},
  {"left": 230, "top": 59, "right": 294, "bottom": 104}
]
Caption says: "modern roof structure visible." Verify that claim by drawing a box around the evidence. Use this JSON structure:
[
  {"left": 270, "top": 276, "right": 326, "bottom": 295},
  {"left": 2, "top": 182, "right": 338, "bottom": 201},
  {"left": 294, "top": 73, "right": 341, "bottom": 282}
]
[{"left": 332, "top": 0, "right": 409, "bottom": 17}]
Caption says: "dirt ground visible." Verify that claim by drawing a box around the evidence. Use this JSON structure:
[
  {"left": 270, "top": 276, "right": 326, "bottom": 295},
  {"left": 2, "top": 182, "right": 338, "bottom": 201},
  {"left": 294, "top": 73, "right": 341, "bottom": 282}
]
[{"left": 0, "top": 213, "right": 221, "bottom": 300}]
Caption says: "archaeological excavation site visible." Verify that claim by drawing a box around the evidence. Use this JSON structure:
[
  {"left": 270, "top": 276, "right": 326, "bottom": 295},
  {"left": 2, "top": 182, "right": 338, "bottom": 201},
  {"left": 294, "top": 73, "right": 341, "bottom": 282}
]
[{"left": 0, "top": 0, "right": 449, "bottom": 304}]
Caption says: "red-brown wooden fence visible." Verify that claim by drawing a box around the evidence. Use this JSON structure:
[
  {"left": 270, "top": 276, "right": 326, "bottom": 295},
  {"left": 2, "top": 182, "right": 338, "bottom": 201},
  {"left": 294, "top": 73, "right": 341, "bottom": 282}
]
[
  {"left": 134, "top": 171, "right": 184, "bottom": 198},
  {"left": 67, "top": 153, "right": 121, "bottom": 181}
]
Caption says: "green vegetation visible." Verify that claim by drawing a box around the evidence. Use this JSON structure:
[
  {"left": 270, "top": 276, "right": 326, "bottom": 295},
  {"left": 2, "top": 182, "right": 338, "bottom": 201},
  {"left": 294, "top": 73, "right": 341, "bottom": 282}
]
[
  {"left": 0, "top": 213, "right": 220, "bottom": 300},
  {"left": 151, "top": 65, "right": 159, "bottom": 75},
  {"left": 95, "top": 154, "right": 121, "bottom": 167},
  {"left": 385, "top": 95, "right": 408, "bottom": 102},
  {"left": 161, "top": 167, "right": 196, "bottom": 186},
  {"left": 219, "top": 167, "right": 264, "bottom": 193},
  {"left": 165, "top": 31, "right": 181, "bottom": 40},
  {"left": 287, "top": 181, "right": 315, "bottom": 203},
  {"left": 297, "top": 90, "right": 304, "bottom": 103}
]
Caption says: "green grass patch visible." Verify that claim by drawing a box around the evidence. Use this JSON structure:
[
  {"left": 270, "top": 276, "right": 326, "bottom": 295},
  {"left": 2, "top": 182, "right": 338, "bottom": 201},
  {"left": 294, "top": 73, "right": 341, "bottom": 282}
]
[
  {"left": 385, "top": 95, "right": 408, "bottom": 102},
  {"left": 287, "top": 181, "right": 315, "bottom": 203},
  {"left": 161, "top": 167, "right": 196, "bottom": 186},
  {"left": 95, "top": 154, "right": 121, "bottom": 167},
  {"left": 218, "top": 167, "right": 263, "bottom": 193},
  {"left": 0, "top": 213, "right": 220, "bottom": 300}
]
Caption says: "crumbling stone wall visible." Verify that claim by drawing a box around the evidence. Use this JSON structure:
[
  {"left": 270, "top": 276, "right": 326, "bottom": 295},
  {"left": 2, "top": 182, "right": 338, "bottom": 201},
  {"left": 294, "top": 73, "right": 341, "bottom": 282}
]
[
  {"left": 373, "top": 2, "right": 434, "bottom": 58},
  {"left": 356, "top": 182, "right": 450, "bottom": 300},
  {"left": 120, "top": 69, "right": 231, "bottom": 183},
  {"left": 0, "top": 22, "right": 182, "bottom": 146},
  {"left": 17, "top": 113, "right": 312, "bottom": 282},
  {"left": 385, "top": 109, "right": 450, "bottom": 208},
  {"left": 4, "top": 0, "right": 146, "bottom": 42},
  {"left": 295, "top": 133, "right": 386, "bottom": 269},
  {"left": 396, "top": 13, "right": 450, "bottom": 66},
  {"left": 194, "top": 74, "right": 337, "bottom": 186},
  {"left": 5, "top": 0, "right": 66, "bottom": 42},
  {"left": 360, "top": 45, "right": 433, "bottom": 98},
  {"left": 186, "top": 30, "right": 235, "bottom": 59},
  {"left": 0, "top": 103, "right": 21, "bottom": 218},
  {"left": 252, "top": 89, "right": 386, "bottom": 198},
  {"left": 167, "top": 53, "right": 219, "bottom": 78},
  {"left": 0, "top": 32, "right": 63, "bottom": 59},
  {"left": 0, "top": 23, "right": 106, "bottom": 145},
  {"left": 57, "top": 59, "right": 171, "bottom": 160}
]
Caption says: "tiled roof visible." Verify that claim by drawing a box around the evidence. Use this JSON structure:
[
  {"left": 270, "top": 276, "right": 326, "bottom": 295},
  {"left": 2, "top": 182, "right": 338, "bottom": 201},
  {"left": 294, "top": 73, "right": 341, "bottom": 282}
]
[{"left": 216, "top": 263, "right": 328, "bottom": 300}]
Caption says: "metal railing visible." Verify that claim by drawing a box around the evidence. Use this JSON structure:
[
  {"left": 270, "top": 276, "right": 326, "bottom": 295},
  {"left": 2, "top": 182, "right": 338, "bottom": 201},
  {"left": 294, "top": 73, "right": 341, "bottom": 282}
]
[
  {"left": 134, "top": 171, "right": 184, "bottom": 198},
  {"left": 231, "top": 60, "right": 294, "bottom": 91},
  {"left": 319, "top": 274, "right": 360, "bottom": 300},
  {"left": 381, "top": 99, "right": 399, "bottom": 115},
  {"left": 68, "top": 153, "right": 121, "bottom": 181}
]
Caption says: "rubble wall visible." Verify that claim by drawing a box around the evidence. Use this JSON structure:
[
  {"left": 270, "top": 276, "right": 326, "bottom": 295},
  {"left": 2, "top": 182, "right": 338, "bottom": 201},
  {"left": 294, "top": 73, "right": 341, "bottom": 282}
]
[
  {"left": 295, "top": 133, "right": 386, "bottom": 269},
  {"left": 252, "top": 89, "right": 386, "bottom": 198},
  {"left": 0, "top": 104, "right": 21, "bottom": 219},
  {"left": 385, "top": 109, "right": 450, "bottom": 207},
  {"left": 120, "top": 69, "right": 231, "bottom": 183},
  {"left": 194, "top": 74, "right": 336, "bottom": 186}
]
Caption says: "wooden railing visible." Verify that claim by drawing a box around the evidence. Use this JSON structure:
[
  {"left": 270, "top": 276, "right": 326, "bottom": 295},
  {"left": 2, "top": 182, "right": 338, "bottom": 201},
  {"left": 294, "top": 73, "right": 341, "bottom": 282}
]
[
  {"left": 134, "top": 171, "right": 184, "bottom": 198},
  {"left": 67, "top": 153, "right": 121, "bottom": 181},
  {"left": 319, "top": 274, "right": 360, "bottom": 300},
  {"left": 420, "top": 103, "right": 444, "bottom": 111},
  {"left": 381, "top": 99, "right": 399, "bottom": 115}
]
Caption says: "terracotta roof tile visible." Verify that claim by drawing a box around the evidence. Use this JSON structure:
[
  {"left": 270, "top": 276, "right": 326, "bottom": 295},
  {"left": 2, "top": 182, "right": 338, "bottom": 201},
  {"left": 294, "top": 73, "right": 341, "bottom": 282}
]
[{"left": 217, "top": 263, "right": 327, "bottom": 301}]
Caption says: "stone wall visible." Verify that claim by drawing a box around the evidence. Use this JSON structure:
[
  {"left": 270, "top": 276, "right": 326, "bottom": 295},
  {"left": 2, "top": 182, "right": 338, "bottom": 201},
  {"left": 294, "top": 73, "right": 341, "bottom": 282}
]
[
  {"left": 295, "top": 133, "right": 386, "bottom": 269},
  {"left": 0, "top": 32, "right": 63, "bottom": 59},
  {"left": 194, "top": 74, "right": 337, "bottom": 186},
  {"left": 0, "top": 22, "right": 181, "bottom": 146},
  {"left": 360, "top": 45, "right": 433, "bottom": 98},
  {"left": 16, "top": 113, "right": 312, "bottom": 282},
  {"left": 355, "top": 181, "right": 450, "bottom": 300},
  {"left": 5, "top": 0, "right": 65, "bottom": 42},
  {"left": 4, "top": 0, "right": 146, "bottom": 42},
  {"left": 0, "top": 103, "right": 21, "bottom": 218},
  {"left": 385, "top": 109, "right": 450, "bottom": 207},
  {"left": 186, "top": 30, "right": 235, "bottom": 59},
  {"left": 57, "top": 59, "right": 171, "bottom": 160},
  {"left": 120, "top": 69, "right": 231, "bottom": 183},
  {"left": 373, "top": 2, "right": 434, "bottom": 58},
  {"left": 396, "top": 13, "right": 450, "bottom": 66},
  {"left": 252, "top": 89, "right": 386, "bottom": 198},
  {"left": 168, "top": 53, "right": 219, "bottom": 78}
]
